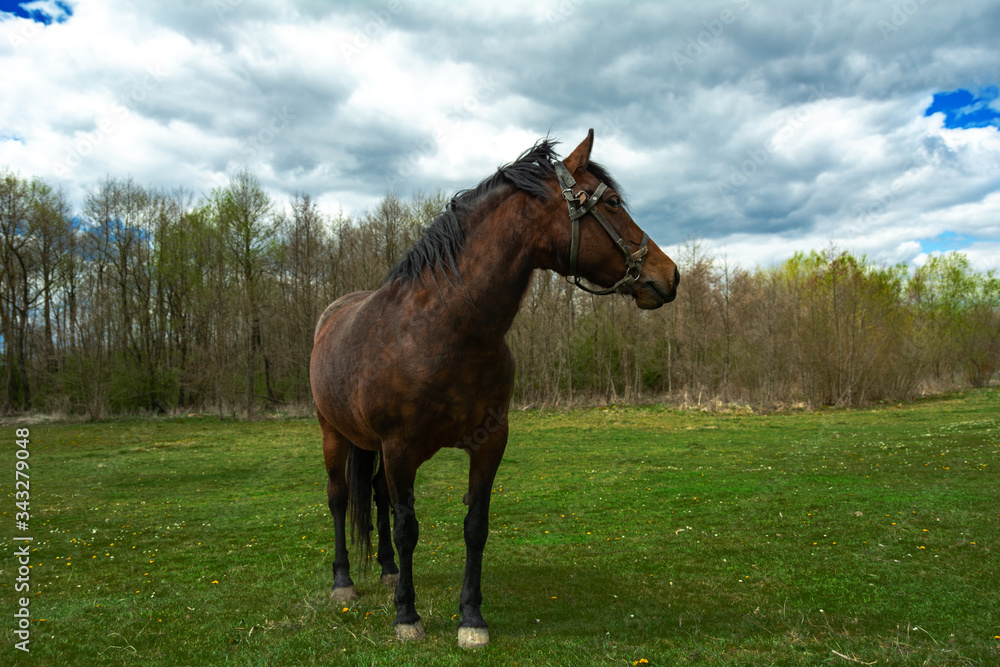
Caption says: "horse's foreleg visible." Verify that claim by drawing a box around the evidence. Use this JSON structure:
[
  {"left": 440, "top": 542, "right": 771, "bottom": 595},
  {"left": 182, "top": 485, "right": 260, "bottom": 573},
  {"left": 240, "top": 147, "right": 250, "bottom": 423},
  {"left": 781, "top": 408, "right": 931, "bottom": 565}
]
[
  {"left": 383, "top": 451, "right": 424, "bottom": 641},
  {"left": 373, "top": 455, "right": 400, "bottom": 587},
  {"left": 321, "top": 420, "right": 356, "bottom": 602},
  {"left": 458, "top": 428, "right": 507, "bottom": 649},
  {"left": 328, "top": 476, "right": 356, "bottom": 601}
]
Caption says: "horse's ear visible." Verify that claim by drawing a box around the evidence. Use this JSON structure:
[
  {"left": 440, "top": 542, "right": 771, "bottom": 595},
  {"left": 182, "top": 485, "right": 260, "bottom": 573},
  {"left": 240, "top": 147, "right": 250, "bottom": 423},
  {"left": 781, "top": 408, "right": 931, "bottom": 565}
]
[{"left": 563, "top": 128, "right": 595, "bottom": 173}]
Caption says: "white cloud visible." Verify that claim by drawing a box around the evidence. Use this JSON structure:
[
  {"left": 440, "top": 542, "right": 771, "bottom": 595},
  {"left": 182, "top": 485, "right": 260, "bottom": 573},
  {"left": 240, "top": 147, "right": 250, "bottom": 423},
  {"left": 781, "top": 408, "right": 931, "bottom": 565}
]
[{"left": 0, "top": 0, "right": 997, "bottom": 271}]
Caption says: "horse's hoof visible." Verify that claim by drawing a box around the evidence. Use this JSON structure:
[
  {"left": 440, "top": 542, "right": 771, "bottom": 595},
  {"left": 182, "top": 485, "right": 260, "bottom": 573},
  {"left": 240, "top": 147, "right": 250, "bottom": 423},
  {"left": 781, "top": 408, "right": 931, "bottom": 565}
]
[
  {"left": 395, "top": 621, "right": 426, "bottom": 641},
  {"left": 381, "top": 573, "right": 399, "bottom": 588},
  {"left": 458, "top": 626, "right": 490, "bottom": 649},
  {"left": 330, "top": 586, "right": 357, "bottom": 602}
]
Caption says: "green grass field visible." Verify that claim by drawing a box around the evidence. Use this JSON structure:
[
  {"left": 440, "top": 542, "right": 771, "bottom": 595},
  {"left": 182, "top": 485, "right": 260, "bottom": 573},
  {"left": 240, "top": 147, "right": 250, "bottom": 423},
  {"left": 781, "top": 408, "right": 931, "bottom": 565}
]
[{"left": 3, "top": 390, "right": 999, "bottom": 665}]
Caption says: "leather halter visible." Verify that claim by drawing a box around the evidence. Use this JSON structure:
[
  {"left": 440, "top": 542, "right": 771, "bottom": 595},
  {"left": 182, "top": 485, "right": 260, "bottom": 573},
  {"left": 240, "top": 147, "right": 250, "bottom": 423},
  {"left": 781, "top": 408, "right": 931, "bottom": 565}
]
[{"left": 554, "top": 161, "right": 650, "bottom": 296}]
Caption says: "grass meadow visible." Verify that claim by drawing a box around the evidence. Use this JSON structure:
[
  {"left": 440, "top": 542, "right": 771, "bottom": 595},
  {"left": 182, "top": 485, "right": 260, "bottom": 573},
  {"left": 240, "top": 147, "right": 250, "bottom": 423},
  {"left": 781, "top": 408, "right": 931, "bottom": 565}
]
[{"left": 3, "top": 390, "right": 999, "bottom": 665}]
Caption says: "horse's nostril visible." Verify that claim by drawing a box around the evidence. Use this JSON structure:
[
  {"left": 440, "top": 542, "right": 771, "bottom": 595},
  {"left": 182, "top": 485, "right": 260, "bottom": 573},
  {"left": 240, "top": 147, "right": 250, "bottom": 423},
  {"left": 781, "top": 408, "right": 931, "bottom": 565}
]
[{"left": 674, "top": 266, "right": 681, "bottom": 288}]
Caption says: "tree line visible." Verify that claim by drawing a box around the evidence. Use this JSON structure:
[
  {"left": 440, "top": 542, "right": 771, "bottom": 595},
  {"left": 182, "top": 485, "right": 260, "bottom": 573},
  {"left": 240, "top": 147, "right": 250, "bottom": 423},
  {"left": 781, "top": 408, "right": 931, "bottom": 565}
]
[{"left": 2, "top": 167, "right": 998, "bottom": 418}]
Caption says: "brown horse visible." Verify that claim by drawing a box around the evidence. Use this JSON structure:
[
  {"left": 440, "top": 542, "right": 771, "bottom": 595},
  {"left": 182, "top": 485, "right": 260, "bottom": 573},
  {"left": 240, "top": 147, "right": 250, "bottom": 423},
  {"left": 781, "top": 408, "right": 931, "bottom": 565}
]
[{"left": 310, "top": 130, "right": 679, "bottom": 648}]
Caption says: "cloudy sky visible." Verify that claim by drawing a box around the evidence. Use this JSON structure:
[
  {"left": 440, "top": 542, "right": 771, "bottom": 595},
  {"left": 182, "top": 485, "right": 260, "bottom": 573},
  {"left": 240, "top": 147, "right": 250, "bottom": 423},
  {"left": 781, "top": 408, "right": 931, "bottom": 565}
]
[{"left": 2, "top": 0, "right": 999, "bottom": 269}]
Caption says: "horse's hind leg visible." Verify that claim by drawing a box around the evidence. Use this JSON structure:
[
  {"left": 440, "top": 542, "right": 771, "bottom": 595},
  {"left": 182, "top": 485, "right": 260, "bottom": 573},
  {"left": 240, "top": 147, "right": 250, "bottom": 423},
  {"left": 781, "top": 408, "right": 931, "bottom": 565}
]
[
  {"left": 320, "top": 416, "right": 356, "bottom": 601},
  {"left": 373, "top": 456, "right": 400, "bottom": 587}
]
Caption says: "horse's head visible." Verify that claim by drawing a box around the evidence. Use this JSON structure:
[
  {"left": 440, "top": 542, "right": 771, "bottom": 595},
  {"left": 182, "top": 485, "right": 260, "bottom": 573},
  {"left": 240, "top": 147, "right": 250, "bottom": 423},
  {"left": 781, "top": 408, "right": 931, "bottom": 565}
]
[{"left": 548, "top": 129, "right": 679, "bottom": 309}]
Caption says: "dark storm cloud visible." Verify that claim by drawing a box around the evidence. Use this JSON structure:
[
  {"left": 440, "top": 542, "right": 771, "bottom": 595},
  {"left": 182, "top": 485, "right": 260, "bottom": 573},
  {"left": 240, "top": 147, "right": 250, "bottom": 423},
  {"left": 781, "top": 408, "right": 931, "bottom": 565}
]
[
  {"left": 2, "top": 0, "right": 998, "bottom": 267},
  {"left": 308, "top": 0, "right": 995, "bottom": 253}
]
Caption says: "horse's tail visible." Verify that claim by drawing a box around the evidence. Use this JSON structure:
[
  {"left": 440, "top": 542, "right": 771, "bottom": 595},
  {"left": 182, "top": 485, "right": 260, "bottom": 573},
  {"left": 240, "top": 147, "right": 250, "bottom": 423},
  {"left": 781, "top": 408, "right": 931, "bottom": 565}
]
[{"left": 346, "top": 443, "right": 376, "bottom": 570}]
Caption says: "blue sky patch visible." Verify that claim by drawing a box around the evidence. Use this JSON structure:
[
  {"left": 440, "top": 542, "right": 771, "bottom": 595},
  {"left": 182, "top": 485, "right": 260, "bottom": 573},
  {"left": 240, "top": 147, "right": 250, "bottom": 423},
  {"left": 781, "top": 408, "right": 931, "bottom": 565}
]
[
  {"left": 919, "top": 230, "right": 981, "bottom": 255},
  {"left": 0, "top": 1, "right": 73, "bottom": 25},
  {"left": 925, "top": 87, "right": 1000, "bottom": 130}
]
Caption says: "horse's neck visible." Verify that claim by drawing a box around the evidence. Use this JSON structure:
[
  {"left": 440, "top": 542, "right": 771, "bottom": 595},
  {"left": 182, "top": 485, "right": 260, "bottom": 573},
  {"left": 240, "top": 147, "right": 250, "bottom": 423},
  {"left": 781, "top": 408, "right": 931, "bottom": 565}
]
[{"left": 433, "top": 204, "right": 537, "bottom": 345}]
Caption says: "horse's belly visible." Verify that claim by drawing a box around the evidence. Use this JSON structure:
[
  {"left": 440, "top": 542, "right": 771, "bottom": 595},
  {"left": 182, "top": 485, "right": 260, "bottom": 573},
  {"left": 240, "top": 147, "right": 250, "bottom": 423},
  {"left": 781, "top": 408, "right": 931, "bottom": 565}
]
[{"left": 360, "top": 354, "right": 513, "bottom": 447}]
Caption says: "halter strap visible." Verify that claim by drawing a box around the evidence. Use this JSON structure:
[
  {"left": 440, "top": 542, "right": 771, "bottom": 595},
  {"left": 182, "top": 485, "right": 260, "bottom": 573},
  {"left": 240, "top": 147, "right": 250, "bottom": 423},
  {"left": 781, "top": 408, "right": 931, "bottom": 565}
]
[{"left": 554, "top": 161, "right": 649, "bottom": 296}]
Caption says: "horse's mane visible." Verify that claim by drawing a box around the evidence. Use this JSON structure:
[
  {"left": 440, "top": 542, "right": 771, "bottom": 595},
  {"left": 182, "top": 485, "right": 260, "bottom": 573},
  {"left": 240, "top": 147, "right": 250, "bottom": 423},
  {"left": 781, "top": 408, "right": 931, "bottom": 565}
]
[
  {"left": 382, "top": 139, "right": 557, "bottom": 288},
  {"left": 382, "top": 138, "right": 626, "bottom": 289}
]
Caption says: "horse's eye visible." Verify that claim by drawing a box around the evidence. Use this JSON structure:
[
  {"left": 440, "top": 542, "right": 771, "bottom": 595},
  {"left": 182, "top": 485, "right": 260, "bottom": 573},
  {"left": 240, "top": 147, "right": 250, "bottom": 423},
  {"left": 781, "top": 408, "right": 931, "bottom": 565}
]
[{"left": 606, "top": 196, "right": 621, "bottom": 209}]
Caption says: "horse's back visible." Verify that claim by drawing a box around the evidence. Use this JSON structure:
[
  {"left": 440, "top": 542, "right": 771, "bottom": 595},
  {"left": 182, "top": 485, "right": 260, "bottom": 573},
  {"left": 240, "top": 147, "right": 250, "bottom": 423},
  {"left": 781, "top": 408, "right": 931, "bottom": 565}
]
[
  {"left": 314, "top": 290, "right": 373, "bottom": 342},
  {"left": 311, "top": 289, "right": 391, "bottom": 447},
  {"left": 311, "top": 290, "right": 373, "bottom": 410}
]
